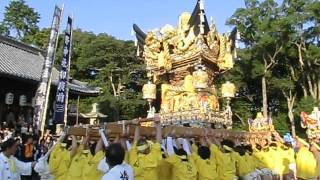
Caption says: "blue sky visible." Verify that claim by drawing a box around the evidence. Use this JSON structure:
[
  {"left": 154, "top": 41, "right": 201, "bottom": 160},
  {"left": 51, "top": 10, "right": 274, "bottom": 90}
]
[{"left": 0, "top": 0, "right": 245, "bottom": 40}]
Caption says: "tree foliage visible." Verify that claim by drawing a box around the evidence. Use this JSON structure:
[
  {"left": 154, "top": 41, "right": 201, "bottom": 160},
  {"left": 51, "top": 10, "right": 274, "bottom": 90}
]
[
  {"left": 0, "top": 0, "right": 40, "bottom": 40},
  {"left": 59, "top": 30, "right": 148, "bottom": 122},
  {"left": 24, "top": 28, "right": 148, "bottom": 122},
  {"left": 226, "top": 0, "right": 320, "bottom": 134}
]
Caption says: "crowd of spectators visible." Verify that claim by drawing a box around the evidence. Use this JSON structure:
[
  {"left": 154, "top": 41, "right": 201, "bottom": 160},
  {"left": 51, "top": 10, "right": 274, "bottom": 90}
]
[{"left": 0, "top": 122, "right": 55, "bottom": 180}]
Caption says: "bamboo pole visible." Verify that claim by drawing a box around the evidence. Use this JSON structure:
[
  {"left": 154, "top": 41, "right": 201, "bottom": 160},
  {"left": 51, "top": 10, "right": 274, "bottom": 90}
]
[
  {"left": 76, "top": 95, "right": 80, "bottom": 125},
  {"left": 65, "top": 124, "right": 272, "bottom": 140}
]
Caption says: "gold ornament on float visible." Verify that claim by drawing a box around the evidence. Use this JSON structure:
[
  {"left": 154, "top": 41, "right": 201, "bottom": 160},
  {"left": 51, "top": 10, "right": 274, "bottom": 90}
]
[
  {"left": 142, "top": 81, "right": 156, "bottom": 101},
  {"left": 193, "top": 65, "right": 209, "bottom": 90},
  {"left": 248, "top": 112, "right": 274, "bottom": 132},
  {"left": 222, "top": 81, "right": 236, "bottom": 98}
]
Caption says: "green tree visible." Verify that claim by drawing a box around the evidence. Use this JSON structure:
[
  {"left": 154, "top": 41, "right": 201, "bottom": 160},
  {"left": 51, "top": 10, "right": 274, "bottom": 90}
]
[
  {"left": 57, "top": 30, "right": 148, "bottom": 122},
  {"left": 228, "top": 0, "right": 285, "bottom": 119},
  {"left": 227, "top": 0, "right": 320, "bottom": 134},
  {"left": 23, "top": 28, "right": 50, "bottom": 49},
  {"left": 0, "top": 0, "right": 40, "bottom": 39}
]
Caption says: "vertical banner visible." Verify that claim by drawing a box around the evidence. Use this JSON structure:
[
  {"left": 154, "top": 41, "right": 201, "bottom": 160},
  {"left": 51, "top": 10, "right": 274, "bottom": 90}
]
[
  {"left": 33, "top": 6, "right": 63, "bottom": 133},
  {"left": 54, "top": 16, "right": 73, "bottom": 124}
]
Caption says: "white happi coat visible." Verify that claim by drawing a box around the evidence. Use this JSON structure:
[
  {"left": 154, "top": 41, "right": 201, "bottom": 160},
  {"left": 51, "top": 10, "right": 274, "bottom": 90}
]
[
  {"left": 0, "top": 152, "right": 32, "bottom": 180},
  {"left": 101, "top": 163, "right": 134, "bottom": 180}
]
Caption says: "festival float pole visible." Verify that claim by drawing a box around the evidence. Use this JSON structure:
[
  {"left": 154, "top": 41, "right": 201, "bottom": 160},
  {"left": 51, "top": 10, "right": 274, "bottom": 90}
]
[
  {"left": 64, "top": 16, "right": 73, "bottom": 125},
  {"left": 53, "top": 15, "right": 73, "bottom": 127},
  {"left": 33, "top": 5, "right": 64, "bottom": 135}
]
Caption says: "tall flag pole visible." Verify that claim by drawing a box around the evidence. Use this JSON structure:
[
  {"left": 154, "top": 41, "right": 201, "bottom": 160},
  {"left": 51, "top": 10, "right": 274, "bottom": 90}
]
[
  {"left": 33, "top": 5, "right": 63, "bottom": 134},
  {"left": 53, "top": 16, "right": 73, "bottom": 125}
]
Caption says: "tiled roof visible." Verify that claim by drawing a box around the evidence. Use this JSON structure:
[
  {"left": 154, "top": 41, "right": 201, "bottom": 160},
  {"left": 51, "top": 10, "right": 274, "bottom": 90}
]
[{"left": 0, "top": 36, "right": 100, "bottom": 95}]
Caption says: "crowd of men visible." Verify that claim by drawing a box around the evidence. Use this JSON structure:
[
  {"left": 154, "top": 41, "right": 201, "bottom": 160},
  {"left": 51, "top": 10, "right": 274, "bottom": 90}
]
[
  {"left": 0, "top": 125, "right": 54, "bottom": 180},
  {"left": 0, "top": 122, "right": 320, "bottom": 180}
]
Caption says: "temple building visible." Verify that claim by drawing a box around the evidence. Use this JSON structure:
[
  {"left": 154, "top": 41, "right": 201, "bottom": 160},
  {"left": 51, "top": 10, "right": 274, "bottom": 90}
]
[{"left": 0, "top": 35, "right": 100, "bottom": 129}]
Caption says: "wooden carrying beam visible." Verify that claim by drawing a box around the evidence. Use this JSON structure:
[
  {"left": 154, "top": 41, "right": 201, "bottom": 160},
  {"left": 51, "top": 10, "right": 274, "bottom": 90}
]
[{"left": 66, "top": 125, "right": 272, "bottom": 140}]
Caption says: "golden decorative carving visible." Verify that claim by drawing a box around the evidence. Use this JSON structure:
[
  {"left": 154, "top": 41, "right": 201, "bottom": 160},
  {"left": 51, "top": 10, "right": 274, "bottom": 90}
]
[
  {"left": 300, "top": 107, "right": 320, "bottom": 140},
  {"left": 192, "top": 66, "right": 209, "bottom": 89},
  {"left": 138, "top": 1, "right": 237, "bottom": 127},
  {"left": 142, "top": 11, "right": 235, "bottom": 73},
  {"left": 217, "top": 33, "right": 234, "bottom": 70},
  {"left": 173, "top": 12, "right": 196, "bottom": 57},
  {"left": 144, "top": 31, "right": 172, "bottom": 71},
  {"left": 248, "top": 112, "right": 274, "bottom": 132},
  {"left": 161, "top": 74, "right": 219, "bottom": 115},
  {"left": 206, "top": 23, "right": 220, "bottom": 56}
]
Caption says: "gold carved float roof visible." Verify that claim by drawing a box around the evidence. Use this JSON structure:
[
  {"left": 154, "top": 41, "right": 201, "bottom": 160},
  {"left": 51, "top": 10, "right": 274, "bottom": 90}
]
[{"left": 133, "top": 0, "right": 237, "bottom": 76}]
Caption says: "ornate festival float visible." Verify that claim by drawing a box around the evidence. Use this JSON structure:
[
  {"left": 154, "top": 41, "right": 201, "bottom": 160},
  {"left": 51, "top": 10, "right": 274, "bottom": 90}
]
[
  {"left": 301, "top": 107, "right": 320, "bottom": 140},
  {"left": 134, "top": 0, "right": 237, "bottom": 129},
  {"left": 248, "top": 112, "right": 274, "bottom": 133},
  {"left": 63, "top": 1, "right": 272, "bottom": 141}
]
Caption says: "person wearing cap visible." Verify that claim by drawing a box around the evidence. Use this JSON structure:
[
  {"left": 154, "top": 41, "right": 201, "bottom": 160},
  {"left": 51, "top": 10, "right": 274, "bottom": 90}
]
[
  {"left": 82, "top": 138, "right": 106, "bottom": 180},
  {"left": 310, "top": 141, "right": 320, "bottom": 180},
  {"left": 128, "top": 123, "right": 162, "bottom": 180},
  {"left": 97, "top": 130, "right": 131, "bottom": 175},
  {"left": 296, "top": 137, "right": 317, "bottom": 180},
  {"left": 165, "top": 136, "right": 197, "bottom": 180},
  {"left": 158, "top": 139, "right": 172, "bottom": 180},
  {"left": 277, "top": 133, "right": 296, "bottom": 180},
  {"left": 66, "top": 131, "right": 104, "bottom": 180},
  {"left": 65, "top": 134, "right": 96, "bottom": 180},
  {"left": 254, "top": 138, "right": 277, "bottom": 180},
  {"left": 0, "top": 138, "right": 36, "bottom": 180},
  {"left": 251, "top": 138, "right": 273, "bottom": 180},
  {"left": 244, "top": 145, "right": 263, "bottom": 179},
  {"left": 48, "top": 134, "right": 75, "bottom": 180},
  {"left": 264, "top": 132, "right": 295, "bottom": 180},
  {"left": 208, "top": 136, "right": 237, "bottom": 180},
  {"left": 101, "top": 143, "right": 134, "bottom": 180},
  {"left": 267, "top": 133, "right": 286, "bottom": 179},
  {"left": 189, "top": 136, "right": 218, "bottom": 180},
  {"left": 232, "top": 145, "right": 259, "bottom": 180}
]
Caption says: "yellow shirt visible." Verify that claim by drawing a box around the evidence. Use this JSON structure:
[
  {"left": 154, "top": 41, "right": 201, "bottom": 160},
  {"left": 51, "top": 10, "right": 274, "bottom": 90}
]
[
  {"left": 314, "top": 151, "right": 320, "bottom": 177},
  {"left": 158, "top": 158, "right": 172, "bottom": 180},
  {"left": 65, "top": 145, "right": 93, "bottom": 180},
  {"left": 128, "top": 142, "right": 162, "bottom": 180},
  {"left": 233, "top": 153, "right": 255, "bottom": 177},
  {"left": 82, "top": 150, "right": 105, "bottom": 180},
  {"left": 296, "top": 147, "right": 317, "bottom": 179},
  {"left": 191, "top": 144, "right": 218, "bottom": 180},
  {"left": 48, "top": 143, "right": 71, "bottom": 180},
  {"left": 252, "top": 150, "right": 267, "bottom": 169},
  {"left": 165, "top": 154, "right": 197, "bottom": 180},
  {"left": 280, "top": 147, "right": 295, "bottom": 175},
  {"left": 269, "top": 147, "right": 284, "bottom": 174},
  {"left": 210, "top": 144, "right": 236, "bottom": 180},
  {"left": 256, "top": 149, "right": 275, "bottom": 170},
  {"left": 124, "top": 152, "right": 129, "bottom": 164}
]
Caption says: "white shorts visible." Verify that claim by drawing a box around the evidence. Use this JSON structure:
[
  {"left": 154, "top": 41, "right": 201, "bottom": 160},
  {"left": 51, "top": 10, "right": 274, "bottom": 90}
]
[
  {"left": 242, "top": 171, "right": 261, "bottom": 180},
  {"left": 257, "top": 168, "right": 273, "bottom": 176}
]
